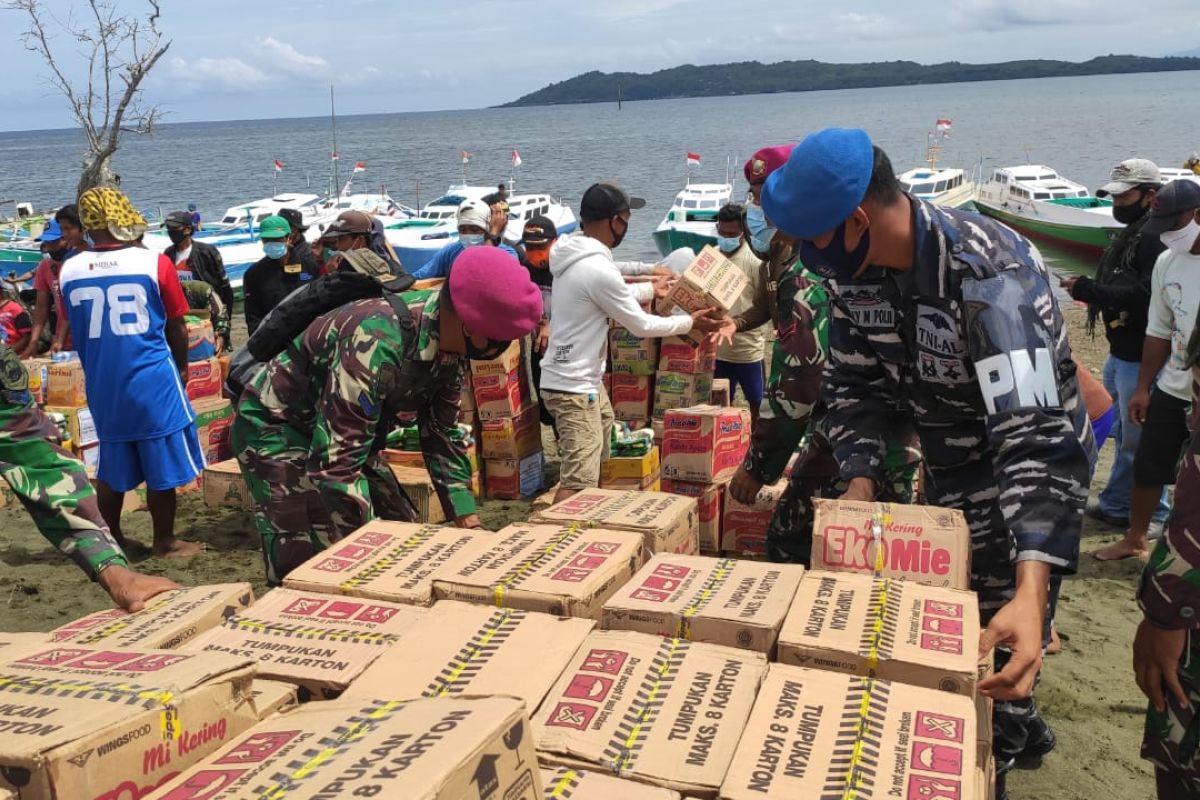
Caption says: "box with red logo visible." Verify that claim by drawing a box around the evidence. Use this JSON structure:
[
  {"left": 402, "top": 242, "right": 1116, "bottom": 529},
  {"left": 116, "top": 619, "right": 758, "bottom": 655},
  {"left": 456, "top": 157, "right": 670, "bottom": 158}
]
[
  {"left": 811, "top": 499, "right": 972, "bottom": 590},
  {"left": 534, "top": 630, "right": 766, "bottom": 796},
  {"left": 653, "top": 372, "right": 713, "bottom": 420},
  {"left": 658, "top": 336, "right": 717, "bottom": 374},
  {"left": 665, "top": 247, "right": 750, "bottom": 346},
  {"left": 720, "top": 664, "right": 977, "bottom": 800},
  {"left": 777, "top": 570, "right": 980, "bottom": 696},
  {"left": 193, "top": 397, "right": 234, "bottom": 463},
  {"left": 601, "top": 554, "right": 805, "bottom": 655},
  {"left": 485, "top": 452, "right": 545, "bottom": 499},
  {"left": 0, "top": 641, "right": 257, "bottom": 800},
  {"left": 471, "top": 369, "right": 532, "bottom": 420},
  {"left": 181, "top": 588, "right": 426, "bottom": 699},
  {"left": 531, "top": 488, "right": 699, "bottom": 558},
  {"left": 609, "top": 374, "right": 653, "bottom": 421},
  {"left": 283, "top": 521, "right": 497, "bottom": 606},
  {"left": 480, "top": 403, "right": 542, "bottom": 460},
  {"left": 610, "top": 325, "right": 660, "bottom": 377},
  {"left": 185, "top": 316, "right": 216, "bottom": 362},
  {"left": 661, "top": 479, "right": 724, "bottom": 554},
  {"left": 721, "top": 479, "right": 787, "bottom": 557},
  {"left": 143, "top": 696, "right": 543, "bottom": 800},
  {"left": 185, "top": 356, "right": 223, "bottom": 402},
  {"left": 710, "top": 378, "right": 731, "bottom": 407},
  {"left": 661, "top": 405, "right": 750, "bottom": 484},
  {"left": 541, "top": 767, "right": 684, "bottom": 799},
  {"left": 433, "top": 523, "right": 643, "bottom": 618}
]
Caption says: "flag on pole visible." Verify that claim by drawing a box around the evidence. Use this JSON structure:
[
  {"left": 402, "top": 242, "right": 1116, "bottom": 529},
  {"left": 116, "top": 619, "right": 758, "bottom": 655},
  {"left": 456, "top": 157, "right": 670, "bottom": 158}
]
[
  {"left": 512, "top": 149, "right": 522, "bottom": 168},
  {"left": 353, "top": 161, "right": 366, "bottom": 173},
  {"left": 461, "top": 150, "right": 471, "bottom": 165},
  {"left": 331, "top": 152, "right": 340, "bottom": 161},
  {"left": 686, "top": 152, "right": 701, "bottom": 167},
  {"left": 273, "top": 159, "right": 284, "bottom": 172},
  {"left": 936, "top": 118, "right": 952, "bottom": 131}
]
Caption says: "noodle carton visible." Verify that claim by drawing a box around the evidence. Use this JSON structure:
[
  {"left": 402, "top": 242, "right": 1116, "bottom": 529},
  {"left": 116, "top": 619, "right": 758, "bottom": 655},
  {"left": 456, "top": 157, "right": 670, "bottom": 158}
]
[
  {"left": 666, "top": 246, "right": 750, "bottom": 345},
  {"left": 540, "top": 767, "right": 683, "bottom": 799},
  {"left": 531, "top": 488, "right": 700, "bottom": 558},
  {"left": 721, "top": 480, "right": 787, "bottom": 557},
  {"left": 661, "top": 405, "right": 750, "bottom": 484},
  {"left": 249, "top": 679, "right": 298, "bottom": 720},
  {"left": 661, "top": 479, "right": 725, "bottom": 554}
]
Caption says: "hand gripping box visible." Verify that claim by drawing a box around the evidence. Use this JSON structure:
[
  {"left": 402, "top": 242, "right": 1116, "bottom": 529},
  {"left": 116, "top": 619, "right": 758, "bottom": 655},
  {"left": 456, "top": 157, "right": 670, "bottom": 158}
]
[
  {"left": 666, "top": 247, "right": 750, "bottom": 346},
  {"left": 0, "top": 642, "right": 257, "bottom": 800},
  {"left": 541, "top": 766, "right": 683, "bottom": 799},
  {"left": 347, "top": 600, "right": 594, "bottom": 711},
  {"left": 143, "top": 696, "right": 543, "bottom": 800},
  {"left": 49, "top": 583, "right": 254, "bottom": 650},
  {"left": 811, "top": 500, "right": 972, "bottom": 590},
  {"left": 534, "top": 631, "right": 766, "bottom": 799},
  {"left": 777, "top": 571, "right": 980, "bottom": 696},
  {"left": 282, "top": 521, "right": 496, "bottom": 606},
  {"left": 720, "top": 664, "right": 977, "bottom": 800},
  {"left": 433, "top": 524, "right": 644, "bottom": 618},
  {"left": 721, "top": 480, "right": 787, "bottom": 557},
  {"left": 661, "top": 406, "right": 750, "bottom": 484},
  {"left": 531, "top": 488, "right": 700, "bottom": 559},
  {"left": 601, "top": 555, "right": 805, "bottom": 656},
  {"left": 181, "top": 588, "right": 426, "bottom": 700}
]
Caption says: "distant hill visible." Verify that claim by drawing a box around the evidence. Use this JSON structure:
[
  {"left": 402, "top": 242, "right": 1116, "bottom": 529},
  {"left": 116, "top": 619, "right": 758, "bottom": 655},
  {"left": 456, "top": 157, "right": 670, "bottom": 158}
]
[
  {"left": 1171, "top": 47, "right": 1200, "bottom": 58},
  {"left": 501, "top": 55, "right": 1200, "bottom": 107}
]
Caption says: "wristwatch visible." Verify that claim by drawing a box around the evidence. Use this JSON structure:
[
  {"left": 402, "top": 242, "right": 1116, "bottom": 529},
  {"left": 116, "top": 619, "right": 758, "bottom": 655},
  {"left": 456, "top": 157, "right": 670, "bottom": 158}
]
[{"left": 485, "top": 233, "right": 502, "bottom": 245}]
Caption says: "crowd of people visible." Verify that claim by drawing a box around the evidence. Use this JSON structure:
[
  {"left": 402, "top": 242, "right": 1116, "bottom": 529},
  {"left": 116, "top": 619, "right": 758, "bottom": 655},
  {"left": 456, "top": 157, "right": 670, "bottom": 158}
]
[{"left": 2, "top": 129, "right": 1200, "bottom": 798}]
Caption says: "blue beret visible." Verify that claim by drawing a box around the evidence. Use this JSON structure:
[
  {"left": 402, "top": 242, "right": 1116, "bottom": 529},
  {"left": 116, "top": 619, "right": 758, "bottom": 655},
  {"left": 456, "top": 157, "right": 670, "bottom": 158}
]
[{"left": 761, "top": 128, "right": 874, "bottom": 239}]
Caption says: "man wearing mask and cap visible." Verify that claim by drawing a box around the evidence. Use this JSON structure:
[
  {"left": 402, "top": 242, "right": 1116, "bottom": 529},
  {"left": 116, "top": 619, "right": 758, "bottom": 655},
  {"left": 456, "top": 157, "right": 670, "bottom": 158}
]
[
  {"left": 279, "top": 207, "right": 319, "bottom": 275},
  {"left": 61, "top": 187, "right": 207, "bottom": 559},
  {"left": 232, "top": 246, "right": 542, "bottom": 585},
  {"left": 163, "top": 210, "right": 233, "bottom": 353},
  {"left": 762, "top": 128, "right": 1094, "bottom": 800},
  {"left": 410, "top": 198, "right": 516, "bottom": 280},
  {"left": 519, "top": 215, "right": 558, "bottom": 428},
  {"left": 243, "top": 214, "right": 318, "bottom": 336},
  {"left": 21, "top": 219, "right": 71, "bottom": 357}
]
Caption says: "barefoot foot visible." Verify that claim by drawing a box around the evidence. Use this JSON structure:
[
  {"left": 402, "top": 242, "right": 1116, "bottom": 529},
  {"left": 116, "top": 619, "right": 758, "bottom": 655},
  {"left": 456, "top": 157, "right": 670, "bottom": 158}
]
[
  {"left": 1093, "top": 538, "right": 1149, "bottom": 561},
  {"left": 153, "top": 539, "right": 206, "bottom": 558}
]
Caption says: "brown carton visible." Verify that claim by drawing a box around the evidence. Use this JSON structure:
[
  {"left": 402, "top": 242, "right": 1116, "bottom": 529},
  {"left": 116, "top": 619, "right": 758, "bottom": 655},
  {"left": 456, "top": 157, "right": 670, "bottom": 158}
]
[
  {"left": 249, "top": 679, "right": 298, "bottom": 720},
  {"left": 433, "top": 524, "right": 644, "bottom": 618},
  {"left": 720, "top": 664, "right": 977, "bottom": 799},
  {"left": 485, "top": 451, "right": 546, "bottom": 499},
  {"left": 43, "top": 404, "right": 97, "bottom": 448},
  {"left": 282, "top": 521, "right": 496, "bottom": 605},
  {"left": 721, "top": 480, "right": 787, "bottom": 556},
  {"left": 534, "top": 630, "right": 767, "bottom": 798},
  {"left": 0, "top": 642, "right": 257, "bottom": 800},
  {"left": 45, "top": 359, "right": 87, "bottom": 407},
  {"left": 653, "top": 372, "right": 713, "bottom": 420},
  {"left": 661, "top": 479, "right": 724, "bottom": 554},
  {"left": 667, "top": 246, "right": 751, "bottom": 315},
  {"left": 661, "top": 405, "right": 750, "bottom": 484},
  {"left": 469, "top": 339, "right": 522, "bottom": 378},
  {"left": 144, "top": 696, "right": 543, "bottom": 800},
  {"left": 601, "top": 555, "right": 804, "bottom": 655},
  {"left": 184, "top": 357, "right": 223, "bottom": 403},
  {"left": 347, "top": 600, "right": 594, "bottom": 710},
  {"left": 192, "top": 397, "right": 234, "bottom": 464},
  {"left": 658, "top": 337, "right": 717, "bottom": 374},
  {"left": 710, "top": 378, "right": 731, "bottom": 407},
  {"left": 181, "top": 588, "right": 426, "bottom": 699},
  {"left": 23, "top": 356, "right": 52, "bottom": 405},
  {"left": 387, "top": 463, "right": 448, "bottom": 524},
  {"left": 481, "top": 404, "right": 543, "bottom": 459},
  {"left": 811, "top": 499, "right": 972, "bottom": 589},
  {"left": 531, "top": 488, "right": 700, "bottom": 558},
  {"left": 49, "top": 583, "right": 254, "bottom": 650},
  {"left": 201, "top": 459, "right": 253, "bottom": 510},
  {"left": 541, "top": 766, "right": 683, "bottom": 799},
  {"left": 777, "top": 571, "right": 980, "bottom": 696},
  {"left": 610, "top": 374, "right": 654, "bottom": 422},
  {"left": 610, "top": 326, "right": 661, "bottom": 377},
  {"left": 599, "top": 446, "right": 660, "bottom": 486}
]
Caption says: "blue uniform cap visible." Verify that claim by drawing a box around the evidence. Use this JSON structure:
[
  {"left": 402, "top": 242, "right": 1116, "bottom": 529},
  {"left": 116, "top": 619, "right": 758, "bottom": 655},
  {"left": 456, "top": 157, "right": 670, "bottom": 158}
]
[
  {"left": 761, "top": 128, "right": 874, "bottom": 239},
  {"left": 38, "top": 219, "right": 63, "bottom": 242}
]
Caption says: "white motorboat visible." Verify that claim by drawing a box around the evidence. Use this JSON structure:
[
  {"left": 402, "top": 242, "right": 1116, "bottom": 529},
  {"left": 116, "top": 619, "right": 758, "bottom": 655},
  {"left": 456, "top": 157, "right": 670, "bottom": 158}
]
[
  {"left": 898, "top": 123, "right": 976, "bottom": 208},
  {"left": 651, "top": 182, "right": 733, "bottom": 258},
  {"left": 974, "top": 165, "right": 1116, "bottom": 253}
]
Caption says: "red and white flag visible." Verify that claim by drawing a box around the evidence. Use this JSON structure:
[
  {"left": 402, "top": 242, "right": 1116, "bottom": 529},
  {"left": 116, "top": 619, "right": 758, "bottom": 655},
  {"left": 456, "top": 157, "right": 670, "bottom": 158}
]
[
  {"left": 461, "top": 150, "right": 471, "bottom": 165},
  {"left": 936, "top": 118, "right": 953, "bottom": 131},
  {"left": 353, "top": 161, "right": 366, "bottom": 173},
  {"left": 273, "top": 159, "right": 284, "bottom": 172},
  {"left": 686, "top": 152, "right": 701, "bottom": 167},
  {"left": 330, "top": 152, "right": 339, "bottom": 162},
  {"left": 512, "top": 149, "right": 522, "bottom": 168}
]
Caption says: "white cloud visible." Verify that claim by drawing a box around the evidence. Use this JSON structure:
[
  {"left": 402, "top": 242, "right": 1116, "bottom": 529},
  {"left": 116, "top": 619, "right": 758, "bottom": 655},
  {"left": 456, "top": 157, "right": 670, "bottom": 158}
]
[
  {"left": 255, "top": 37, "right": 330, "bottom": 79},
  {"left": 592, "top": 0, "right": 698, "bottom": 22},
  {"left": 164, "top": 55, "right": 267, "bottom": 89}
]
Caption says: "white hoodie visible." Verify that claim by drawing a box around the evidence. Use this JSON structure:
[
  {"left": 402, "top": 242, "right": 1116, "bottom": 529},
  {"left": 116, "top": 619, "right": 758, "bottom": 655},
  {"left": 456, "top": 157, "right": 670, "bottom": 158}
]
[{"left": 540, "top": 232, "right": 693, "bottom": 395}]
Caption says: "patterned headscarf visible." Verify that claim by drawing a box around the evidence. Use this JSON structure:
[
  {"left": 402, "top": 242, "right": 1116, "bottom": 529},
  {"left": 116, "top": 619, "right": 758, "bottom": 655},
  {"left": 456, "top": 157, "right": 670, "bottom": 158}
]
[{"left": 78, "top": 187, "right": 147, "bottom": 242}]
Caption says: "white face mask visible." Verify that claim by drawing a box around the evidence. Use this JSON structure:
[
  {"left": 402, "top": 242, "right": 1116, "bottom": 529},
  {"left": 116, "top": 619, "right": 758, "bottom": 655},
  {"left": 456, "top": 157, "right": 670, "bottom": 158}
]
[{"left": 1161, "top": 216, "right": 1200, "bottom": 255}]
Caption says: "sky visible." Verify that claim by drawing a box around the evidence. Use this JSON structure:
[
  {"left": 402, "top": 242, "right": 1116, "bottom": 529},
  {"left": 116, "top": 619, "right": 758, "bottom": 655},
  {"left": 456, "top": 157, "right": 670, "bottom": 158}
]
[{"left": 0, "top": 0, "right": 1197, "bottom": 131}]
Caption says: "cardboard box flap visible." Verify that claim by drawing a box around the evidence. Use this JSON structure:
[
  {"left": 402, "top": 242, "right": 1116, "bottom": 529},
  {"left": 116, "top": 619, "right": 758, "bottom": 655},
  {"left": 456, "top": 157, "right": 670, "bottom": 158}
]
[
  {"left": 530, "top": 489, "right": 699, "bottom": 557},
  {"left": 540, "top": 766, "right": 683, "bottom": 799},
  {"left": 346, "top": 601, "right": 594, "bottom": 712},
  {"left": 250, "top": 679, "right": 298, "bottom": 720}
]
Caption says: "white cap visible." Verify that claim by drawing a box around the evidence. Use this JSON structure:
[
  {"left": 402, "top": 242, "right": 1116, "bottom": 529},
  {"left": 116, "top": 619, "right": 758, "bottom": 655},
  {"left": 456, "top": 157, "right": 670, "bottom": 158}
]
[
  {"left": 457, "top": 198, "right": 491, "bottom": 231},
  {"left": 1097, "top": 158, "right": 1161, "bottom": 197}
]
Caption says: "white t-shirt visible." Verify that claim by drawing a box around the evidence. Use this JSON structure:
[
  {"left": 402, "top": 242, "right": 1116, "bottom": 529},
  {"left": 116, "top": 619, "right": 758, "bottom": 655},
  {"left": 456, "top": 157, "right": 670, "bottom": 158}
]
[{"left": 1146, "top": 249, "right": 1200, "bottom": 401}]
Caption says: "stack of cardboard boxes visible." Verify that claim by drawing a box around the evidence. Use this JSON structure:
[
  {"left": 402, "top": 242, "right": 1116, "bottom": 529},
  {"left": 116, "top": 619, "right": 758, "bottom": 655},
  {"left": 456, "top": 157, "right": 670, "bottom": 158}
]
[
  {"left": 473, "top": 341, "right": 545, "bottom": 500},
  {"left": 43, "top": 358, "right": 97, "bottom": 467}
]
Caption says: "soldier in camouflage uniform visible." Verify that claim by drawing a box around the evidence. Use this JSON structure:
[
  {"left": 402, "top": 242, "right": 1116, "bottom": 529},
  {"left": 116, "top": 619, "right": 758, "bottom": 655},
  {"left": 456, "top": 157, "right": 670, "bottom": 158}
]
[
  {"left": 763, "top": 129, "right": 1094, "bottom": 800},
  {"left": 232, "top": 247, "right": 543, "bottom": 585},
  {"left": 0, "top": 343, "right": 178, "bottom": 610}
]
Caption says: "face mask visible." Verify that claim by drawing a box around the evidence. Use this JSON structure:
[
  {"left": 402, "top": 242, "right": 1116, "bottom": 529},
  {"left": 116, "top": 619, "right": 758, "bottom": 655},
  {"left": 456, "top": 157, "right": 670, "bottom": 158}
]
[
  {"left": 1111, "top": 195, "right": 1146, "bottom": 225},
  {"left": 46, "top": 246, "right": 69, "bottom": 262},
  {"left": 323, "top": 247, "right": 337, "bottom": 261},
  {"left": 263, "top": 242, "right": 288, "bottom": 260},
  {"left": 1161, "top": 217, "right": 1200, "bottom": 255},
  {"left": 83, "top": 233, "right": 94, "bottom": 247},
  {"left": 745, "top": 204, "right": 775, "bottom": 254},
  {"left": 716, "top": 236, "right": 742, "bottom": 253},
  {"left": 465, "top": 336, "right": 510, "bottom": 361},
  {"left": 525, "top": 247, "right": 550, "bottom": 269},
  {"left": 459, "top": 234, "right": 485, "bottom": 248},
  {"left": 167, "top": 229, "right": 188, "bottom": 246},
  {"left": 609, "top": 217, "right": 628, "bottom": 249},
  {"left": 798, "top": 220, "right": 872, "bottom": 281}
]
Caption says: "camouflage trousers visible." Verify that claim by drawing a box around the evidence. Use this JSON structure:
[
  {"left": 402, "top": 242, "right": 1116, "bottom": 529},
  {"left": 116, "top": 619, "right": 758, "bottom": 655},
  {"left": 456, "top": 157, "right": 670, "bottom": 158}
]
[
  {"left": 230, "top": 414, "right": 417, "bottom": 586},
  {"left": 0, "top": 394, "right": 127, "bottom": 579}
]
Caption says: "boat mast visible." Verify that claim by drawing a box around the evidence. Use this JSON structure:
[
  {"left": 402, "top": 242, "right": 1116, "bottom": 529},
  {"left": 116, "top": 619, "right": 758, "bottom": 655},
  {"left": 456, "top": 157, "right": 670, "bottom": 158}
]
[{"left": 926, "top": 129, "right": 941, "bottom": 171}]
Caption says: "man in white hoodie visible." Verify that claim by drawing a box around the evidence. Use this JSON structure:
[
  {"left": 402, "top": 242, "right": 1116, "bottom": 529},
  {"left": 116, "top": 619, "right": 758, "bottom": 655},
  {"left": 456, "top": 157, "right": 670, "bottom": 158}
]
[{"left": 540, "top": 182, "right": 724, "bottom": 502}]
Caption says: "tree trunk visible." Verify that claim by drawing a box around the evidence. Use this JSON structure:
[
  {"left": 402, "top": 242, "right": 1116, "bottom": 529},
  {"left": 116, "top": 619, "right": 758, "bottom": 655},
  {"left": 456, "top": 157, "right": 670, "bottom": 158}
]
[{"left": 77, "top": 152, "right": 118, "bottom": 197}]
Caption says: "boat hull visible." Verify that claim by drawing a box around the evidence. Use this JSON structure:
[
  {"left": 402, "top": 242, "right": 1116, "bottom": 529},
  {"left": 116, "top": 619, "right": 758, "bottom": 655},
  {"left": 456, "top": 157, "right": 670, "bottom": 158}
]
[
  {"left": 973, "top": 201, "right": 1115, "bottom": 254},
  {"left": 652, "top": 227, "right": 717, "bottom": 258}
]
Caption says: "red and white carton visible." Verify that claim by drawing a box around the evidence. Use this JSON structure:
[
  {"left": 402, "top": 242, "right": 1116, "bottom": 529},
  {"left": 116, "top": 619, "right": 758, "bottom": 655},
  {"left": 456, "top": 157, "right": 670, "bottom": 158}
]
[
  {"left": 661, "top": 405, "right": 750, "bottom": 484},
  {"left": 531, "top": 488, "right": 699, "bottom": 558},
  {"left": 721, "top": 480, "right": 787, "bottom": 557},
  {"left": 472, "top": 368, "right": 532, "bottom": 420},
  {"left": 661, "top": 478, "right": 724, "bottom": 554},
  {"left": 184, "top": 356, "right": 223, "bottom": 402},
  {"left": 658, "top": 336, "right": 717, "bottom": 374},
  {"left": 665, "top": 246, "right": 750, "bottom": 346},
  {"left": 610, "top": 374, "right": 653, "bottom": 421},
  {"left": 480, "top": 404, "right": 542, "bottom": 459}
]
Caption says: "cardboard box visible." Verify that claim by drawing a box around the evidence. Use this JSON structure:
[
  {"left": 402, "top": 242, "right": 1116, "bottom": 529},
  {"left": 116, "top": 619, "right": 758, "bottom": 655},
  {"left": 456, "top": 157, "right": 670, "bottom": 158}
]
[
  {"left": 661, "top": 479, "right": 724, "bottom": 554},
  {"left": 45, "top": 359, "right": 87, "bottom": 407},
  {"left": 185, "top": 356, "right": 223, "bottom": 403},
  {"left": 653, "top": 372, "right": 712, "bottom": 419},
  {"left": 201, "top": 459, "right": 253, "bottom": 510},
  {"left": 0, "top": 642, "right": 257, "bottom": 800},
  {"left": 710, "top": 378, "right": 731, "bottom": 407},
  {"left": 49, "top": 583, "right": 254, "bottom": 650},
  {"left": 217, "top": 353, "right": 230, "bottom": 385},
  {"left": 460, "top": 371, "right": 476, "bottom": 411},
  {"left": 609, "top": 326, "right": 660, "bottom": 376},
  {"left": 23, "top": 357, "right": 52, "bottom": 405},
  {"left": 474, "top": 368, "right": 533, "bottom": 420},
  {"left": 433, "top": 524, "right": 644, "bottom": 618},
  {"left": 531, "top": 488, "right": 700, "bottom": 558},
  {"left": 182, "top": 588, "right": 426, "bottom": 699},
  {"left": 43, "top": 404, "right": 96, "bottom": 448},
  {"left": 534, "top": 630, "right": 767, "bottom": 797},
  {"left": 658, "top": 336, "right": 717, "bottom": 374},
  {"left": 481, "top": 404, "right": 542, "bottom": 459},
  {"left": 193, "top": 397, "right": 234, "bottom": 464},
  {"left": 602, "top": 554, "right": 804, "bottom": 655},
  {"left": 485, "top": 451, "right": 545, "bottom": 499},
  {"left": 381, "top": 443, "right": 479, "bottom": 473},
  {"left": 531, "top": 484, "right": 559, "bottom": 513},
  {"left": 469, "top": 340, "right": 522, "bottom": 378},
  {"left": 610, "top": 374, "right": 654, "bottom": 421},
  {"left": 541, "top": 767, "right": 683, "bottom": 799},
  {"left": 666, "top": 246, "right": 751, "bottom": 316},
  {"left": 347, "top": 600, "right": 594, "bottom": 710},
  {"left": 282, "top": 521, "right": 496, "bottom": 606},
  {"left": 811, "top": 499, "right": 972, "bottom": 590},
  {"left": 661, "top": 405, "right": 750, "bottom": 484},
  {"left": 388, "top": 464, "right": 447, "bottom": 524},
  {"left": 77, "top": 442, "right": 99, "bottom": 469},
  {"left": 250, "top": 679, "right": 298, "bottom": 720},
  {"left": 720, "top": 664, "right": 977, "bottom": 800},
  {"left": 600, "top": 445, "right": 659, "bottom": 485},
  {"left": 143, "top": 696, "right": 543, "bottom": 800},
  {"left": 777, "top": 571, "right": 980, "bottom": 696},
  {"left": 186, "top": 316, "right": 215, "bottom": 362},
  {"left": 721, "top": 480, "right": 787, "bottom": 557}
]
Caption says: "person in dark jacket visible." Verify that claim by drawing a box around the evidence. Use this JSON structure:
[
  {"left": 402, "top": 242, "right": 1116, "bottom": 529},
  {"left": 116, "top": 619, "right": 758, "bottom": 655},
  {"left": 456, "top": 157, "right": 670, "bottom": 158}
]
[
  {"left": 242, "top": 214, "right": 319, "bottom": 336},
  {"left": 517, "top": 215, "right": 557, "bottom": 427},
  {"left": 1062, "top": 159, "right": 1168, "bottom": 538},
  {"left": 163, "top": 210, "right": 234, "bottom": 351},
  {"left": 278, "top": 208, "right": 318, "bottom": 273}
]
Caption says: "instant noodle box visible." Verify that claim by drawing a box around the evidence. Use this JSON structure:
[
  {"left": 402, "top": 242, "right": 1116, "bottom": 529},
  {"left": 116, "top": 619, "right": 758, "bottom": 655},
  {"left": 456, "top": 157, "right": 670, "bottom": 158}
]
[
  {"left": 531, "top": 488, "right": 700, "bottom": 558},
  {"left": 665, "top": 247, "right": 750, "bottom": 346},
  {"left": 776, "top": 570, "right": 980, "bottom": 696},
  {"left": 661, "top": 479, "right": 724, "bottom": 554},
  {"left": 653, "top": 372, "right": 713, "bottom": 420},
  {"left": 721, "top": 480, "right": 787, "bottom": 557},
  {"left": 658, "top": 336, "right": 717, "bottom": 374},
  {"left": 184, "top": 357, "right": 222, "bottom": 403},
  {"left": 610, "top": 374, "right": 654, "bottom": 421},
  {"left": 661, "top": 405, "right": 750, "bottom": 484},
  {"left": 481, "top": 404, "right": 542, "bottom": 459},
  {"left": 540, "top": 766, "right": 683, "bottom": 799},
  {"left": 388, "top": 464, "right": 448, "bottom": 524},
  {"left": 610, "top": 325, "right": 661, "bottom": 377}
]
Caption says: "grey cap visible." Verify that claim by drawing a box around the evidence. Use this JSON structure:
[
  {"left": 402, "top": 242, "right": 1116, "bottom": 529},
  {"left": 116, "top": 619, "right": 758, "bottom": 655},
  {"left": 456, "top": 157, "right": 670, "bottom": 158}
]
[
  {"left": 1142, "top": 179, "right": 1200, "bottom": 235},
  {"left": 1097, "top": 158, "right": 1161, "bottom": 198}
]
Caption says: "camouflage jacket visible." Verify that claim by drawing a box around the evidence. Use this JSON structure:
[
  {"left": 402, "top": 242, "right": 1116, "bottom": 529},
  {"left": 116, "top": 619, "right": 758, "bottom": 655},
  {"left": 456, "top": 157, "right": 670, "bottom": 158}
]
[
  {"left": 823, "top": 198, "right": 1094, "bottom": 573},
  {"left": 243, "top": 290, "right": 474, "bottom": 525}
]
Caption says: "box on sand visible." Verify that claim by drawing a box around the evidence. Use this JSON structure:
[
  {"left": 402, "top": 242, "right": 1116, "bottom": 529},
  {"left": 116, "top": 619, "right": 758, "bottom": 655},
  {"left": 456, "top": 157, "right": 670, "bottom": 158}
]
[
  {"left": 250, "top": 679, "right": 297, "bottom": 720},
  {"left": 719, "top": 664, "right": 977, "bottom": 800},
  {"left": 201, "top": 459, "right": 253, "bottom": 511},
  {"left": 282, "top": 521, "right": 495, "bottom": 605},
  {"left": 486, "top": 451, "right": 546, "bottom": 499},
  {"left": 143, "top": 696, "right": 542, "bottom": 800},
  {"left": 531, "top": 488, "right": 699, "bottom": 559},
  {"left": 346, "top": 600, "right": 594, "bottom": 711},
  {"left": 181, "top": 588, "right": 425, "bottom": 700},
  {"left": 811, "top": 499, "right": 973, "bottom": 590},
  {"left": 540, "top": 766, "right": 682, "bottom": 799},
  {"left": 661, "top": 405, "right": 750, "bottom": 484},
  {"left": 777, "top": 570, "right": 980, "bottom": 696},
  {"left": 534, "top": 630, "right": 767, "bottom": 799},
  {"left": 433, "top": 524, "right": 643, "bottom": 618},
  {"left": 661, "top": 479, "right": 724, "bottom": 554},
  {"left": 49, "top": 583, "right": 254, "bottom": 650},
  {"left": 602, "top": 555, "right": 804, "bottom": 655},
  {"left": 387, "top": 463, "right": 447, "bottom": 524},
  {"left": 0, "top": 642, "right": 256, "bottom": 800}
]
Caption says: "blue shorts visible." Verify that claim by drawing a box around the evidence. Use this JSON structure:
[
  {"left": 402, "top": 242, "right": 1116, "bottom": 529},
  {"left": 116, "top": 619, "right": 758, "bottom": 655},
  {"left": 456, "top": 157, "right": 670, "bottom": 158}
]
[
  {"left": 97, "top": 425, "right": 206, "bottom": 493},
  {"left": 715, "top": 359, "right": 765, "bottom": 408}
]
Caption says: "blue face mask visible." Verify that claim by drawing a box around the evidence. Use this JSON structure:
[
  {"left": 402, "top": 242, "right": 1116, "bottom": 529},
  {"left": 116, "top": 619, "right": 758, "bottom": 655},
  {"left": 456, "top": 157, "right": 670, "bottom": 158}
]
[
  {"left": 263, "top": 241, "right": 288, "bottom": 260},
  {"left": 745, "top": 204, "right": 775, "bottom": 254},
  {"left": 716, "top": 236, "right": 742, "bottom": 253},
  {"left": 459, "top": 234, "right": 485, "bottom": 248},
  {"left": 798, "top": 220, "right": 871, "bottom": 282}
]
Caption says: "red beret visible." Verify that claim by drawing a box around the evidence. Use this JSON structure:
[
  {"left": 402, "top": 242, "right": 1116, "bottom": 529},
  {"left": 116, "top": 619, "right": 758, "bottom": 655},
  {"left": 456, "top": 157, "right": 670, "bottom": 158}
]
[{"left": 744, "top": 144, "right": 797, "bottom": 185}]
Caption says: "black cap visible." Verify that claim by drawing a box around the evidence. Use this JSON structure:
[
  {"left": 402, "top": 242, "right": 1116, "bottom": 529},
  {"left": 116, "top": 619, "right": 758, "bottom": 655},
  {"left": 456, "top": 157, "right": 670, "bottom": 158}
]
[
  {"left": 579, "top": 182, "right": 645, "bottom": 222},
  {"left": 521, "top": 215, "right": 558, "bottom": 245},
  {"left": 1143, "top": 179, "right": 1200, "bottom": 235},
  {"left": 163, "top": 210, "right": 194, "bottom": 230},
  {"left": 278, "top": 207, "right": 308, "bottom": 233}
]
